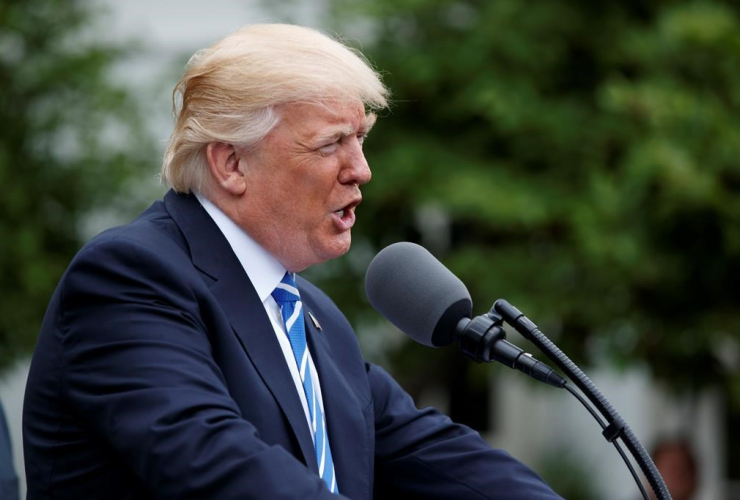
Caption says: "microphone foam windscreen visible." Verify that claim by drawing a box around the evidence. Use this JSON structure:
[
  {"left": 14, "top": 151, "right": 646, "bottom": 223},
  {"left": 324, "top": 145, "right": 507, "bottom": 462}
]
[{"left": 365, "top": 242, "right": 472, "bottom": 347}]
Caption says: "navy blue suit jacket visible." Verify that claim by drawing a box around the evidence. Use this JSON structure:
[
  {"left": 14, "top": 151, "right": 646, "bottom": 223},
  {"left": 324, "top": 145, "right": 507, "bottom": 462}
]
[{"left": 23, "top": 191, "right": 561, "bottom": 499}]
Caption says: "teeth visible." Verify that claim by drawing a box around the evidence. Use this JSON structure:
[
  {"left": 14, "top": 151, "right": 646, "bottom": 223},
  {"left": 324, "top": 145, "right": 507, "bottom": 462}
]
[{"left": 336, "top": 209, "right": 345, "bottom": 217}]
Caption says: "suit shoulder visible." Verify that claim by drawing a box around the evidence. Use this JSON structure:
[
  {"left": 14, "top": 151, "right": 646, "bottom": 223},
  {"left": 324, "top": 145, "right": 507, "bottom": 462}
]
[
  {"left": 59, "top": 202, "right": 200, "bottom": 301},
  {"left": 81, "top": 201, "right": 188, "bottom": 262}
]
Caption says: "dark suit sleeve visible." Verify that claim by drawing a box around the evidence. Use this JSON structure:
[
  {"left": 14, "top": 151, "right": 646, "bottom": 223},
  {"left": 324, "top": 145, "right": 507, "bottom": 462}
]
[
  {"left": 58, "top": 237, "right": 344, "bottom": 499},
  {"left": 368, "top": 363, "right": 562, "bottom": 500}
]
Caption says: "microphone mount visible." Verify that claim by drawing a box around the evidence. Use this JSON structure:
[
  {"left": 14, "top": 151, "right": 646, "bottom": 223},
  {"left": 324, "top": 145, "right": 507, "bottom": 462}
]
[{"left": 453, "top": 307, "right": 566, "bottom": 388}]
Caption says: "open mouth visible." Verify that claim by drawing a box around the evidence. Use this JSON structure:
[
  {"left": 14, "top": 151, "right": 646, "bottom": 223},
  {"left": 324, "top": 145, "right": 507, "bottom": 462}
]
[
  {"left": 333, "top": 199, "right": 361, "bottom": 229},
  {"left": 334, "top": 206, "right": 354, "bottom": 222},
  {"left": 335, "top": 198, "right": 361, "bottom": 219}
]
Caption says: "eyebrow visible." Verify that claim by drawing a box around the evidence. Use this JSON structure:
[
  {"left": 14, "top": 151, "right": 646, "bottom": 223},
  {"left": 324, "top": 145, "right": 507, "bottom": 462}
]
[{"left": 314, "top": 113, "right": 378, "bottom": 144}]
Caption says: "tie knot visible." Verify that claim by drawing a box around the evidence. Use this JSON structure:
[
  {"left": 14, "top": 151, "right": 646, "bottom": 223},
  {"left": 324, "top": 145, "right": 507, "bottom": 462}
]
[{"left": 271, "top": 272, "right": 300, "bottom": 305}]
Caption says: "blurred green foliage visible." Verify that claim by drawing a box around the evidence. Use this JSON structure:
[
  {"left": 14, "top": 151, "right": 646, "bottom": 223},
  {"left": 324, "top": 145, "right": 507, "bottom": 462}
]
[
  {"left": 298, "top": 0, "right": 740, "bottom": 405},
  {"left": 0, "top": 0, "right": 153, "bottom": 369}
]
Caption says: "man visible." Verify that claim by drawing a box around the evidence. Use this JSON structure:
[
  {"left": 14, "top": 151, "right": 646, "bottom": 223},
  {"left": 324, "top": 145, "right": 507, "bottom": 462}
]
[{"left": 23, "top": 24, "right": 561, "bottom": 499}]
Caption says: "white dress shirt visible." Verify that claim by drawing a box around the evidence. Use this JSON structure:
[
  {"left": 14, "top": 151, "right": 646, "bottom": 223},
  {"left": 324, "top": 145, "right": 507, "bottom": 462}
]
[{"left": 195, "top": 192, "right": 326, "bottom": 441}]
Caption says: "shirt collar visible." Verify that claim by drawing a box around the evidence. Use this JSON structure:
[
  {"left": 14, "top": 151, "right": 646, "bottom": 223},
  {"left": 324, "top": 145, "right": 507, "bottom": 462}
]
[{"left": 195, "top": 192, "right": 286, "bottom": 302}]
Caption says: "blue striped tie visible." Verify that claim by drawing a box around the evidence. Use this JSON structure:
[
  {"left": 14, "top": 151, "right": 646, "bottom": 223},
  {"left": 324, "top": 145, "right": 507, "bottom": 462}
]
[{"left": 272, "top": 272, "right": 338, "bottom": 494}]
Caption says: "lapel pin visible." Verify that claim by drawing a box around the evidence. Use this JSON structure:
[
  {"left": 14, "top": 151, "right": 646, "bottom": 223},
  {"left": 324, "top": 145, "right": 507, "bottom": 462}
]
[{"left": 307, "top": 311, "right": 322, "bottom": 331}]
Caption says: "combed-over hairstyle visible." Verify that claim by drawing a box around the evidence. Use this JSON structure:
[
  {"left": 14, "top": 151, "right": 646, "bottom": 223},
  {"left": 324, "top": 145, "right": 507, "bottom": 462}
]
[{"left": 160, "top": 23, "right": 390, "bottom": 195}]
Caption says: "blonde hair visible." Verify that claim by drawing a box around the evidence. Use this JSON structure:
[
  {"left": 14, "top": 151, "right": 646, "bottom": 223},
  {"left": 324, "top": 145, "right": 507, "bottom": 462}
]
[{"left": 161, "top": 23, "right": 390, "bottom": 195}]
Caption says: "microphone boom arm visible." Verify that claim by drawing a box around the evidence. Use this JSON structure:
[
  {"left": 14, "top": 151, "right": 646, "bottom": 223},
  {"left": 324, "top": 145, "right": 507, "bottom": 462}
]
[{"left": 493, "top": 299, "right": 672, "bottom": 500}]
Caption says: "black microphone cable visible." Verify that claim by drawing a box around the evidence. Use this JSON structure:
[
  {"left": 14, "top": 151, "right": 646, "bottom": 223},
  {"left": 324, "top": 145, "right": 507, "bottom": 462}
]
[
  {"left": 494, "top": 299, "right": 671, "bottom": 500},
  {"left": 563, "top": 383, "right": 649, "bottom": 500},
  {"left": 453, "top": 307, "right": 651, "bottom": 499}
]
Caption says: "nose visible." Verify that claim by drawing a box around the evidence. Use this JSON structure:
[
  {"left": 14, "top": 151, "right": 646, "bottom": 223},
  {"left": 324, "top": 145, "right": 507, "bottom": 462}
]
[{"left": 339, "top": 140, "right": 372, "bottom": 186}]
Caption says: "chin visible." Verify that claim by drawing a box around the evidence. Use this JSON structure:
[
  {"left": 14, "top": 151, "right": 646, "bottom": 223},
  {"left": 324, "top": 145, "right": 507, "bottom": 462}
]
[
  {"left": 290, "top": 234, "right": 352, "bottom": 272},
  {"left": 316, "top": 233, "right": 352, "bottom": 263}
]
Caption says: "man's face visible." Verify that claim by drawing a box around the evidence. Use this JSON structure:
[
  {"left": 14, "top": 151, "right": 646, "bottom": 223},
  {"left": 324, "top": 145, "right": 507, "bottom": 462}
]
[{"left": 235, "top": 100, "right": 374, "bottom": 271}]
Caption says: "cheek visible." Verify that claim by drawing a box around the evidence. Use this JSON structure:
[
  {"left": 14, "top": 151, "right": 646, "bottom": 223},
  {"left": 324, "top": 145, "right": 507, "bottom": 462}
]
[
  {"left": 298, "top": 179, "right": 337, "bottom": 214},
  {"left": 290, "top": 192, "right": 321, "bottom": 219}
]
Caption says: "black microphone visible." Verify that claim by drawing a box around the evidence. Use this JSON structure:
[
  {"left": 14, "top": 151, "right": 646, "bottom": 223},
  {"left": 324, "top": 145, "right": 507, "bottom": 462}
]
[{"left": 365, "top": 242, "right": 565, "bottom": 388}]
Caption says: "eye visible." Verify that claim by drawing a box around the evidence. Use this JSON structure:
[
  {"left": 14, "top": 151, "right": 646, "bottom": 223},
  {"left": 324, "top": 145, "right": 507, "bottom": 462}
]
[
  {"left": 318, "top": 142, "right": 339, "bottom": 156},
  {"left": 357, "top": 132, "right": 367, "bottom": 145}
]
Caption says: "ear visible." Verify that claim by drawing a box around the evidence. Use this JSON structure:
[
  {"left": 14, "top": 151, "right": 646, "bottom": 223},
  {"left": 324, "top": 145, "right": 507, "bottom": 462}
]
[{"left": 206, "top": 142, "right": 247, "bottom": 195}]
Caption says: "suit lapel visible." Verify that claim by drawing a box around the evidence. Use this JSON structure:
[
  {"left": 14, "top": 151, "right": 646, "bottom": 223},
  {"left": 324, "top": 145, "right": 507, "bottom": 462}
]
[
  {"left": 302, "top": 301, "right": 369, "bottom": 499},
  {"left": 164, "top": 191, "right": 317, "bottom": 472},
  {"left": 209, "top": 273, "right": 318, "bottom": 472}
]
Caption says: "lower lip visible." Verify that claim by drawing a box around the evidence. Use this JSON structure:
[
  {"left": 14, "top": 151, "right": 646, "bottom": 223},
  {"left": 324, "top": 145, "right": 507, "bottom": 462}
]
[{"left": 332, "top": 209, "right": 356, "bottom": 231}]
